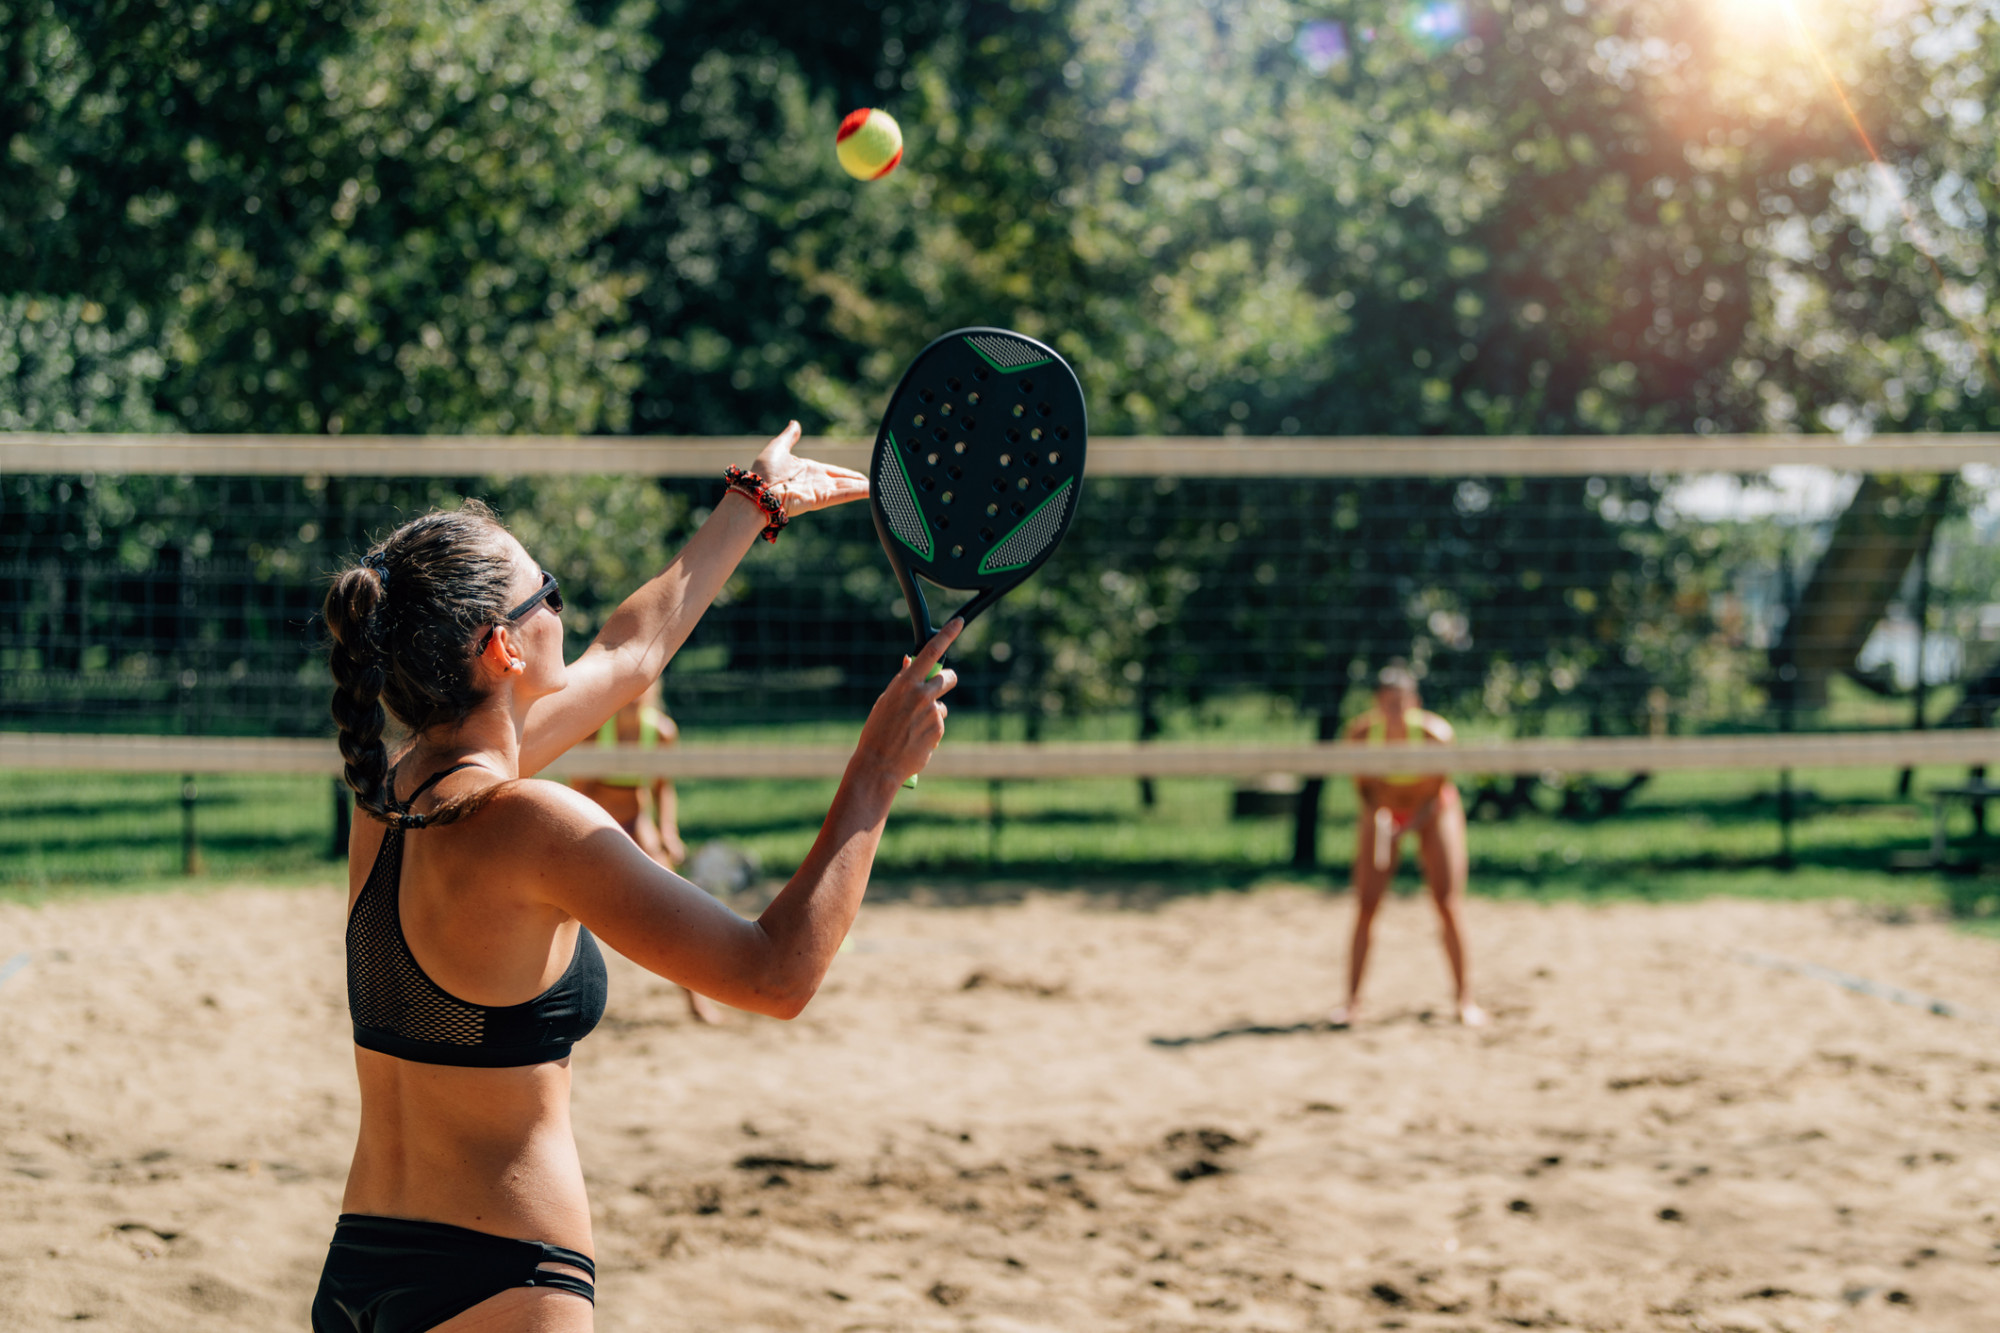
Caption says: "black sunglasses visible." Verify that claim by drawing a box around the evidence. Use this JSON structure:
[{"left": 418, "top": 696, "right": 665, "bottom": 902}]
[{"left": 479, "top": 570, "right": 563, "bottom": 650}]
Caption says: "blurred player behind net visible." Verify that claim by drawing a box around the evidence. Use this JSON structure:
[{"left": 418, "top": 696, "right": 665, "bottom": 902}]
[{"left": 1331, "top": 660, "right": 1487, "bottom": 1029}]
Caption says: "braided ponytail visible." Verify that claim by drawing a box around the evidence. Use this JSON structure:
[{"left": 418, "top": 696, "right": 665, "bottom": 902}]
[
  {"left": 323, "top": 501, "right": 519, "bottom": 829},
  {"left": 325, "top": 562, "right": 395, "bottom": 822}
]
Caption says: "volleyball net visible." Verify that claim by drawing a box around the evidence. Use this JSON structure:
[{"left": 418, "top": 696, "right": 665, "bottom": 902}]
[{"left": 5, "top": 432, "right": 1998, "bottom": 880}]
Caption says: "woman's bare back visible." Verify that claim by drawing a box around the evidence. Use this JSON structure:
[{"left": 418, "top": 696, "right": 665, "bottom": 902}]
[{"left": 340, "top": 779, "right": 595, "bottom": 1251}]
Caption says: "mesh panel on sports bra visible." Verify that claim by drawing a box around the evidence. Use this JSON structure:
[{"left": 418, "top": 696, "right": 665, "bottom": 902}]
[{"left": 347, "top": 828, "right": 488, "bottom": 1048}]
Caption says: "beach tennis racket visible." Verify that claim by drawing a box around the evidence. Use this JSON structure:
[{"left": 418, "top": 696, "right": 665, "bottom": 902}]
[{"left": 869, "top": 327, "right": 1089, "bottom": 783}]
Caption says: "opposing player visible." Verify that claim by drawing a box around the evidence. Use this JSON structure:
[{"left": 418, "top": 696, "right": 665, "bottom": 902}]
[
  {"left": 1331, "top": 661, "right": 1487, "bottom": 1028},
  {"left": 571, "top": 679, "right": 723, "bottom": 1023},
  {"left": 313, "top": 422, "right": 960, "bottom": 1332}
]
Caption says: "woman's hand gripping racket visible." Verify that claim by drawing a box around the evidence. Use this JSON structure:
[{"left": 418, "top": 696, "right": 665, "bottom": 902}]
[{"left": 869, "top": 328, "right": 1089, "bottom": 786}]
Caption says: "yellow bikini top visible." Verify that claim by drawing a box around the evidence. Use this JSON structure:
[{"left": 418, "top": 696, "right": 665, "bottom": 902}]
[{"left": 1359, "top": 707, "right": 1433, "bottom": 787}]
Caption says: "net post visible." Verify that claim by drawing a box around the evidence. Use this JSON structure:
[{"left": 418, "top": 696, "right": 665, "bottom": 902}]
[
  {"left": 1778, "top": 769, "right": 1795, "bottom": 870},
  {"left": 1137, "top": 678, "right": 1161, "bottom": 809},
  {"left": 987, "top": 779, "right": 1003, "bottom": 866},
  {"left": 1914, "top": 518, "right": 1933, "bottom": 735},
  {"left": 1290, "top": 713, "right": 1341, "bottom": 870},
  {"left": 180, "top": 774, "right": 202, "bottom": 876},
  {"left": 1774, "top": 549, "right": 1798, "bottom": 871},
  {"left": 1898, "top": 518, "right": 1937, "bottom": 798}
]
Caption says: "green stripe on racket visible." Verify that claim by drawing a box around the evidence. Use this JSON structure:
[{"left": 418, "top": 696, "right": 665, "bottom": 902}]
[{"left": 869, "top": 328, "right": 1089, "bottom": 786}]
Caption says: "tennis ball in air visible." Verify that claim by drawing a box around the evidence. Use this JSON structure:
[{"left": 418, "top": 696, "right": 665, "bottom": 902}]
[{"left": 836, "top": 107, "right": 903, "bottom": 181}]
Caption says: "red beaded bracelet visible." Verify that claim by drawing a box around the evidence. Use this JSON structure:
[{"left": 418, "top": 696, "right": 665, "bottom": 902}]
[{"left": 723, "top": 466, "right": 789, "bottom": 543}]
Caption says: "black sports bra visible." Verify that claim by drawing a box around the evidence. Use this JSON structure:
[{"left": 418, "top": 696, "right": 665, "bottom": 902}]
[{"left": 346, "top": 763, "right": 607, "bottom": 1068}]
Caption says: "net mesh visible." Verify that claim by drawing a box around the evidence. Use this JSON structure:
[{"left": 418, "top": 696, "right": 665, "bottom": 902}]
[
  {"left": 5, "top": 443, "right": 1988, "bottom": 888},
  {"left": 0, "top": 454, "right": 1985, "bottom": 742}
]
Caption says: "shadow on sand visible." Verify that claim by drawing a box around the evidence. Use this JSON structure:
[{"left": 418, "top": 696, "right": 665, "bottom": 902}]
[{"left": 1149, "top": 1019, "right": 1332, "bottom": 1048}]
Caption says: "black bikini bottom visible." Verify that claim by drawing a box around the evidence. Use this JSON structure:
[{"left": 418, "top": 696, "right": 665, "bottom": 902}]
[{"left": 311, "top": 1213, "right": 596, "bottom": 1333}]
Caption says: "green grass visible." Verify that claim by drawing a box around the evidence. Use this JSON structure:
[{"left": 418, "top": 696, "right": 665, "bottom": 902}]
[
  {"left": 0, "top": 770, "right": 344, "bottom": 900},
  {"left": 5, "top": 761, "right": 1993, "bottom": 920},
  {"left": 681, "top": 764, "right": 1979, "bottom": 912}
]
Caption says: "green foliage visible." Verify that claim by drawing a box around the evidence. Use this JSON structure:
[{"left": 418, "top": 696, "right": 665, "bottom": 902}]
[
  {"left": 7, "top": 0, "right": 1998, "bottom": 740},
  {"left": 569, "top": 0, "right": 2000, "bottom": 728},
  {"left": 1738, "top": 0, "right": 2000, "bottom": 435},
  {"left": 491, "top": 476, "right": 693, "bottom": 644},
  {"left": 0, "top": 295, "right": 170, "bottom": 431},
  {"left": 240, "top": 0, "right": 661, "bottom": 434},
  {"left": 702, "top": 0, "right": 1928, "bottom": 440},
  {"left": 9, "top": 0, "right": 660, "bottom": 433},
  {"left": 13, "top": 0, "right": 1995, "bottom": 437}
]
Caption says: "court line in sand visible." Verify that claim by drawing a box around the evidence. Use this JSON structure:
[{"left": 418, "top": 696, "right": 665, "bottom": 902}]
[
  {"left": 0, "top": 951, "right": 28, "bottom": 993},
  {"left": 1733, "top": 949, "right": 2000, "bottom": 1025}
]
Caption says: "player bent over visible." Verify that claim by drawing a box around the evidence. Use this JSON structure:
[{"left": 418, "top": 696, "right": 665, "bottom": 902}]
[{"left": 1331, "top": 661, "right": 1487, "bottom": 1028}]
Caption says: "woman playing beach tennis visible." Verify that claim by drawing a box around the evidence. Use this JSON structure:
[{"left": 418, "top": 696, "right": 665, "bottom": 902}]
[
  {"left": 1331, "top": 661, "right": 1486, "bottom": 1029},
  {"left": 312, "top": 422, "right": 960, "bottom": 1332}
]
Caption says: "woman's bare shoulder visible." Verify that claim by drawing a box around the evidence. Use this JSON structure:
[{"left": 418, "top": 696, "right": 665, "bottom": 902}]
[
  {"left": 472, "top": 777, "right": 624, "bottom": 843},
  {"left": 470, "top": 776, "right": 681, "bottom": 919},
  {"left": 1418, "top": 712, "right": 1456, "bottom": 742}
]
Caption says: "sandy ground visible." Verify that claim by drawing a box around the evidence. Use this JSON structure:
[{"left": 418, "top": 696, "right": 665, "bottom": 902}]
[{"left": 2, "top": 881, "right": 1999, "bottom": 1333}]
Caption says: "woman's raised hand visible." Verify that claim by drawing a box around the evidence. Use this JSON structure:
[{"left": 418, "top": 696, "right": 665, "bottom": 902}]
[
  {"left": 755, "top": 421, "right": 870, "bottom": 517},
  {"left": 854, "top": 620, "right": 962, "bottom": 786}
]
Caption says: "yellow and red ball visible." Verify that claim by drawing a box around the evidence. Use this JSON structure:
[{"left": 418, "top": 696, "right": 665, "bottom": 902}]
[{"left": 836, "top": 108, "right": 904, "bottom": 181}]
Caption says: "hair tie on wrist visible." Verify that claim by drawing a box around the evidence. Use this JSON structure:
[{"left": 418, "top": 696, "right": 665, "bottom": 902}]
[{"left": 723, "top": 466, "right": 789, "bottom": 543}]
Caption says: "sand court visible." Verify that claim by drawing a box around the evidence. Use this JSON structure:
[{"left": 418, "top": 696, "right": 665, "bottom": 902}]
[{"left": 3, "top": 882, "right": 1998, "bottom": 1331}]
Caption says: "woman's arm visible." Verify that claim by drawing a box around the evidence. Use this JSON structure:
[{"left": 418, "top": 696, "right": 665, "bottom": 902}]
[
  {"left": 526, "top": 622, "right": 962, "bottom": 1017},
  {"left": 643, "top": 707, "right": 680, "bottom": 746},
  {"left": 516, "top": 493, "right": 762, "bottom": 776},
  {"left": 516, "top": 423, "right": 867, "bottom": 776},
  {"left": 1345, "top": 714, "right": 1378, "bottom": 803}
]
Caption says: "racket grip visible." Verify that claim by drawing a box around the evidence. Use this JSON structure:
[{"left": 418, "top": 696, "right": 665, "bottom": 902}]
[{"left": 901, "top": 659, "right": 944, "bottom": 790}]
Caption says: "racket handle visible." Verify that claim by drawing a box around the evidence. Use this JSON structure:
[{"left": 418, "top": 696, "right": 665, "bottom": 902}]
[{"left": 901, "top": 659, "right": 944, "bottom": 790}]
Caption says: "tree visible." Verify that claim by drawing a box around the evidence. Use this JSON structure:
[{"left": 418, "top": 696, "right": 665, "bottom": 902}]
[
  {"left": 10, "top": 0, "right": 1995, "bottom": 744},
  {"left": 8, "top": 0, "right": 660, "bottom": 434}
]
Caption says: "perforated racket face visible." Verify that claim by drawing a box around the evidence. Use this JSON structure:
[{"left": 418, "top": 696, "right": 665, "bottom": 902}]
[{"left": 870, "top": 329, "right": 1087, "bottom": 596}]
